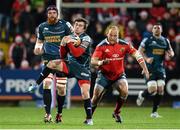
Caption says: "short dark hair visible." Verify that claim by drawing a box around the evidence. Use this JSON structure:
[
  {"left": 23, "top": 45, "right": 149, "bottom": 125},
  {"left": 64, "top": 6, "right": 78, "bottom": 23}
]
[
  {"left": 74, "top": 17, "right": 89, "bottom": 30},
  {"left": 153, "top": 22, "right": 162, "bottom": 26},
  {"left": 47, "top": 5, "right": 58, "bottom": 14}
]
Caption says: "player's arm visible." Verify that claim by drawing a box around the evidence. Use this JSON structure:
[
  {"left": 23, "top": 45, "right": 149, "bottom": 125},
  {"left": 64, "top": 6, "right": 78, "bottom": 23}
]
[
  {"left": 91, "top": 46, "right": 109, "bottom": 67},
  {"left": 129, "top": 43, "right": 149, "bottom": 79},
  {"left": 64, "top": 35, "right": 90, "bottom": 57},
  {"left": 34, "top": 24, "right": 44, "bottom": 55},
  {"left": 165, "top": 39, "right": 174, "bottom": 58},
  {"left": 138, "top": 38, "right": 153, "bottom": 64},
  {"left": 34, "top": 39, "right": 44, "bottom": 55},
  {"left": 67, "top": 42, "right": 85, "bottom": 57}
]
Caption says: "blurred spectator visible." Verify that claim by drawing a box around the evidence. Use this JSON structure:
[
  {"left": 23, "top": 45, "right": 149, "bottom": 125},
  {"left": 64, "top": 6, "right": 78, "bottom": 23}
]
[
  {"left": 92, "top": 22, "right": 106, "bottom": 48},
  {"left": 160, "top": 11, "right": 171, "bottom": 36},
  {"left": 0, "top": 49, "right": 6, "bottom": 69},
  {"left": 118, "top": 7, "right": 131, "bottom": 26},
  {"left": 164, "top": 54, "right": 176, "bottom": 71},
  {"left": 0, "top": 0, "right": 13, "bottom": 42},
  {"left": 20, "top": 59, "right": 30, "bottom": 70},
  {"left": 174, "top": 34, "right": 180, "bottom": 73},
  {"left": 125, "top": 55, "right": 139, "bottom": 69},
  {"left": 25, "top": 34, "right": 41, "bottom": 68},
  {"left": 8, "top": 35, "right": 27, "bottom": 69},
  {"left": 142, "top": 22, "right": 153, "bottom": 38},
  {"left": 9, "top": 13, "right": 21, "bottom": 38},
  {"left": 19, "top": 5, "right": 35, "bottom": 34},
  {"left": 169, "top": 8, "right": 179, "bottom": 33},
  {"left": 105, "top": 15, "right": 125, "bottom": 38},
  {"left": 149, "top": 0, "right": 167, "bottom": 21},
  {"left": 33, "top": 3, "right": 46, "bottom": 27},
  {"left": 125, "top": 20, "right": 141, "bottom": 49},
  {"left": 137, "top": 10, "right": 149, "bottom": 35},
  {"left": 97, "top": 0, "right": 118, "bottom": 27},
  {"left": 12, "top": 0, "right": 29, "bottom": 18}
]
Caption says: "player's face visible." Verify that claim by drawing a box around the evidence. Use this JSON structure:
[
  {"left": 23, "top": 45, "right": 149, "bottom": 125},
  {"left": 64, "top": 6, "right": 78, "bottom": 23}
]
[
  {"left": 107, "top": 29, "right": 118, "bottom": 44},
  {"left": 152, "top": 25, "right": 162, "bottom": 37},
  {"left": 47, "top": 10, "right": 58, "bottom": 24},
  {"left": 74, "top": 22, "right": 85, "bottom": 35}
]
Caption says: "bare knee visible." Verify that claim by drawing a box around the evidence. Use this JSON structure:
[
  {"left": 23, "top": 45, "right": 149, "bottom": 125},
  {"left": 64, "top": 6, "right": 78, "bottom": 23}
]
[
  {"left": 91, "top": 84, "right": 104, "bottom": 105},
  {"left": 56, "top": 77, "right": 67, "bottom": 96},
  {"left": 118, "top": 80, "right": 128, "bottom": 98},
  {"left": 80, "top": 84, "right": 90, "bottom": 100},
  {"left": 43, "top": 77, "right": 53, "bottom": 89},
  {"left": 157, "top": 80, "right": 165, "bottom": 95},
  {"left": 147, "top": 81, "right": 157, "bottom": 94}
]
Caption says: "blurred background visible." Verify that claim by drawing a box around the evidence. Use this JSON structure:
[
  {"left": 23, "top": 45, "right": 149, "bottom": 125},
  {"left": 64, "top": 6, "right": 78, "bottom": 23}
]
[{"left": 0, "top": 0, "right": 179, "bottom": 108}]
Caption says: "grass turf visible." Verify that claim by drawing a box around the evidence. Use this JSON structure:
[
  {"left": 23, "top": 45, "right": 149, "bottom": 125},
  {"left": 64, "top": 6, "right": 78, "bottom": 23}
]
[{"left": 0, "top": 107, "right": 179, "bottom": 129}]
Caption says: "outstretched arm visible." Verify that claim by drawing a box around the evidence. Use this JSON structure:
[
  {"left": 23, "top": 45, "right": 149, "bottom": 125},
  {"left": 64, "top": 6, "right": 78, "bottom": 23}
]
[{"left": 132, "top": 50, "right": 149, "bottom": 79}]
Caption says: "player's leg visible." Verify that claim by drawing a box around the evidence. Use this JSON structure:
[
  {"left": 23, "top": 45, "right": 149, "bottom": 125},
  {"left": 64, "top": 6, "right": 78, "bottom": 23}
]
[
  {"left": 151, "top": 79, "right": 165, "bottom": 118},
  {"left": 136, "top": 75, "right": 158, "bottom": 106},
  {"left": 43, "top": 74, "right": 53, "bottom": 123},
  {"left": 91, "top": 83, "right": 106, "bottom": 115},
  {"left": 28, "top": 60, "right": 68, "bottom": 92},
  {"left": 78, "top": 80, "right": 93, "bottom": 125},
  {"left": 113, "top": 78, "right": 128, "bottom": 123},
  {"left": 55, "top": 74, "right": 67, "bottom": 123},
  {"left": 91, "top": 73, "right": 110, "bottom": 116}
]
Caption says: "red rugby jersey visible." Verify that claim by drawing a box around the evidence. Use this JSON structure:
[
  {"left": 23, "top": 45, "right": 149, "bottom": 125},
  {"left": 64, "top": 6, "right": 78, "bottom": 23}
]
[{"left": 92, "top": 38, "right": 137, "bottom": 80}]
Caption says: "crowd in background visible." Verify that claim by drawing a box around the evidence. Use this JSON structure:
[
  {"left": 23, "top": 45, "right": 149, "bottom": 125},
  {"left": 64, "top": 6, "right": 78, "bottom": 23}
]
[{"left": 0, "top": 0, "right": 179, "bottom": 73}]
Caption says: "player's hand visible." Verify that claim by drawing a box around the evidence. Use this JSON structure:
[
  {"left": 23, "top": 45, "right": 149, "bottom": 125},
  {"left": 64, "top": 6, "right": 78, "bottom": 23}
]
[
  {"left": 141, "top": 70, "right": 150, "bottom": 80},
  {"left": 166, "top": 50, "right": 174, "bottom": 58},
  {"left": 61, "top": 36, "right": 70, "bottom": 46},
  {"left": 98, "top": 59, "right": 110, "bottom": 66},
  {"left": 146, "top": 57, "right": 153, "bottom": 64},
  {"left": 34, "top": 48, "right": 44, "bottom": 55}
]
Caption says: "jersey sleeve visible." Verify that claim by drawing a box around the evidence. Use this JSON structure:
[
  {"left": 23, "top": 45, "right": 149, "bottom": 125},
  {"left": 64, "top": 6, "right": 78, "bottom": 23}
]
[
  {"left": 126, "top": 43, "right": 137, "bottom": 55},
  {"left": 165, "top": 38, "right": 171, "bottom": 50},
  {"left": 139, "top": 37, "right": 148, "bottom": 49},
  {"left": 65, "top": 21, "right": 74, "bottom": 35},
  {"left": 79, "top": 35, "right": 91, "bottom": 49},
  {"left": 92, "top": 46, "right": 103, "bottom": 59},
  {"left": 36, "top": 24, "right": 44, "bottom": 40}
]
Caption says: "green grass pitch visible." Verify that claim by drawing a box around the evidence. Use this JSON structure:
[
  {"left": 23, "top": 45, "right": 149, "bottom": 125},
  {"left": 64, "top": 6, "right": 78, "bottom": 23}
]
[{"left": 0, "top": 107, "right": 179, "bottom": 129}]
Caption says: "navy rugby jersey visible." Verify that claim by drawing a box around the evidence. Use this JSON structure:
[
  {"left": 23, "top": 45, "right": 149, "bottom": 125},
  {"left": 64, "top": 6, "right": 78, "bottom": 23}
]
[
  {"left": 139, "top": 36, "right": 171, "bottom": 74},
  {"left": 68, "top": 33, "right": 92, "bottom": 69},
  {"left": 37, "top": 19, "right": 73, "bottom": 60}
]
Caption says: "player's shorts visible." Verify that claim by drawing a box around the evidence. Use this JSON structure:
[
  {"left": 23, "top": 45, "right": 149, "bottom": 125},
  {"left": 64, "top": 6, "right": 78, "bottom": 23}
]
[
  {"left": 146, "top": 71, "right": 166, "bottom": 83},
  {"left": 43, "top": 60, "right": 67, "bottom": 77},
  {"left": 67, "top": 60, "right": 90, "bottom": 81},
  {"left": 95, "top": 72, "right": 126, "bottom": 89}
]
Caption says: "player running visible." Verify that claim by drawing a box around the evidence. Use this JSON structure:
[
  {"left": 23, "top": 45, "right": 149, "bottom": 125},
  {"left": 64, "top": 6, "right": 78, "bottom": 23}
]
[
  {"left": 91, "top": 26, "right": 149, "bottom": 123},
  {"left": 136, "top": 23, "right": 174, "bottom": 118}
]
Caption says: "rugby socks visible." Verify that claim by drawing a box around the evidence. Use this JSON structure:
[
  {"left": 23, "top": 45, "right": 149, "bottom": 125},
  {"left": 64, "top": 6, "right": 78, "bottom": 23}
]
[
  {"left": 152, "top": 94, "right": 162, "bottom": 113},
  {"left": 43, "top": 89, "right": 52, "bottom": 114},
  {"left": 57, "top": 95, "right": 65, "bottom": 114},
  {"left": 84, "top": 98, "right": 92, "bottom": 119},
  {"left": 142, "top": 89, "right": 151, "bottom": 98},
  {"left": 36, "top": 67, "right": 52, "bottom": 85},
  {"left": 92, "top": 105, "right": 97, "bottom": 115},
  {"left": 114, "top": 97, "right": 125, "bottom": 114}
]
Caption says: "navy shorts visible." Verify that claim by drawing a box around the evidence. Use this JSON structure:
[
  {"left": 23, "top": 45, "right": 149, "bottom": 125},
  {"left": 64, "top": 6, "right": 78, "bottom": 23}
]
[
  {"left": 67, "top": 60, "right": 90, "bottom": 81},
  {"left": 95, "top": 72, "right": 126, "bottom": 89},
  {"left": 146, "top": 72, "right": 166, "bottom": 83}
]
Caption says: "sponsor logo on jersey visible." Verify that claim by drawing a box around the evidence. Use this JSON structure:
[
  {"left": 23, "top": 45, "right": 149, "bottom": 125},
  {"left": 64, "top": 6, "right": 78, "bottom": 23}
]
[
  {"left": 44, "top": 27, "right": 49, "bottom": 30},
  {"left": 112, "top": 54, "right": 119, "bottom": 58},
  {"left": 105, "top": 49, "right": 110, "bottom": 52},
  {"left": 120, "top": 47, "right": 125, "bottom": 52}
]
